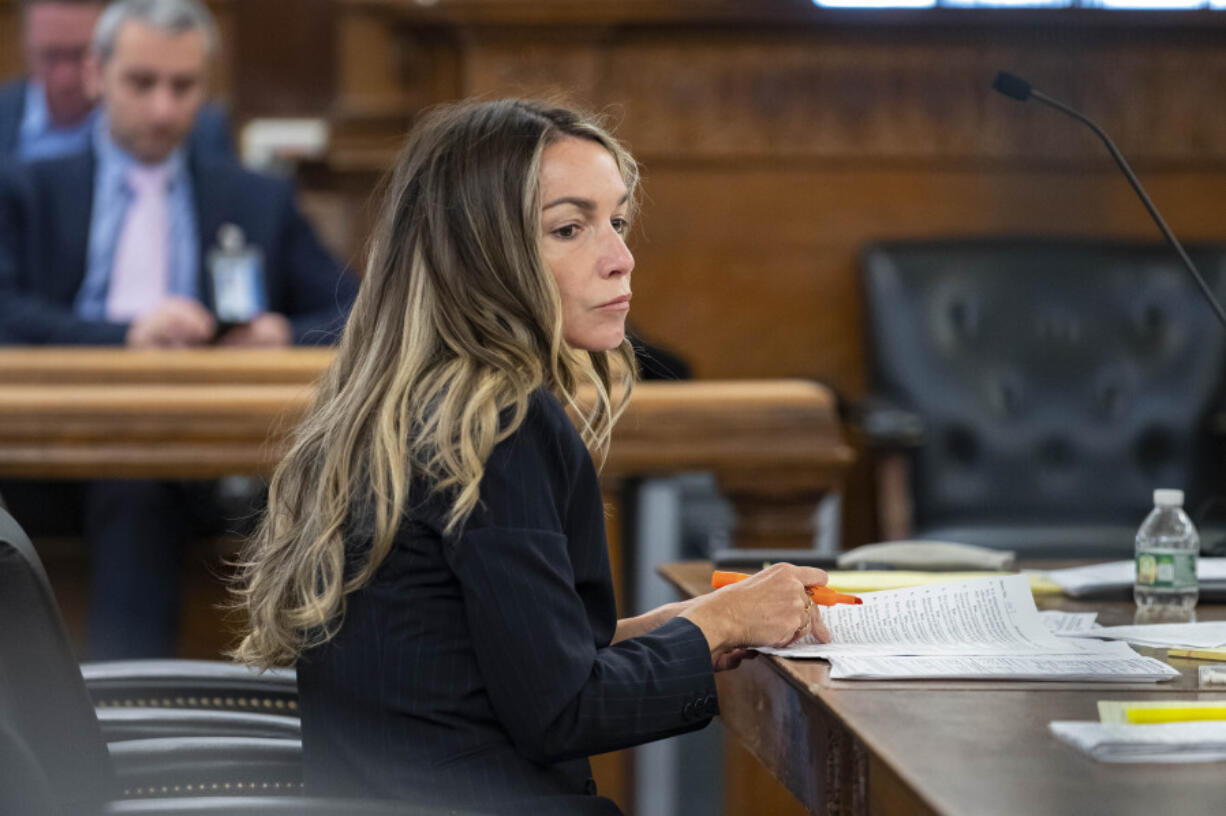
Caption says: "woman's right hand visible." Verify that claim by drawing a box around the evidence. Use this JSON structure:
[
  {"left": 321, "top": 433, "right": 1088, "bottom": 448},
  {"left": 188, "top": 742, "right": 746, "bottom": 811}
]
[{"left": 679, "top": 562, "right": 832, "bottom": 652}]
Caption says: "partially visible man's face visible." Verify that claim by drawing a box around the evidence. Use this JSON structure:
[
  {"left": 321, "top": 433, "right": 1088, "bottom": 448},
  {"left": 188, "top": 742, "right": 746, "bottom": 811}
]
[
  {"left": 89, "top": 20, "right": 208, "bottom": 164},
  {"left": 24, "top": 1, "right": 103, "bottom": 126}
]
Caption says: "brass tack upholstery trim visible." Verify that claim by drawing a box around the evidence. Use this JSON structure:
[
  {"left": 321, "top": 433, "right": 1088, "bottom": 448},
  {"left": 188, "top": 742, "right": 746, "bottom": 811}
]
[
  {"left": 95, "top": 696, "right": 297, "bottom": 711},
  {"left": 123, "top": 780, "right": 302, "bottom": 797}
]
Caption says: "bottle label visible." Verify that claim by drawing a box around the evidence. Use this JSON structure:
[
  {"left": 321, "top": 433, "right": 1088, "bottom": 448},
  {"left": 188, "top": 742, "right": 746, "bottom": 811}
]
[{"left": 1136, "top": 550, "right": 1197, "bottom": 591}]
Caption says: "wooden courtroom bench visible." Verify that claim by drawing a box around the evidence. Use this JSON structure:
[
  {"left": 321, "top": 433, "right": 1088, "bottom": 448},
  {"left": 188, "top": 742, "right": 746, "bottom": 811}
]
[{"left": 0, "top": 348, "right": 853, "bottom": 549}]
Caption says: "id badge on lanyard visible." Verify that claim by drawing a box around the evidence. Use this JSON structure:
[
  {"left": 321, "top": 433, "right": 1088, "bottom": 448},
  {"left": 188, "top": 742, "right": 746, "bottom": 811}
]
[{"left": 208, "top": 223, "right": 266, "bottom": 328}]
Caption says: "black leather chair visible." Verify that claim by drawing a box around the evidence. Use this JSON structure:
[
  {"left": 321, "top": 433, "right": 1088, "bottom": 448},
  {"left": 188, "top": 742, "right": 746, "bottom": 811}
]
[
  {"left": 859, "top": 237, "right": 1226, "bottom": 557},
  {"left": 86, "top": 659, "right": 298, "bottom": 743},
  {"left": 0, "top": 505, "right": 480, "bottom": 816}
]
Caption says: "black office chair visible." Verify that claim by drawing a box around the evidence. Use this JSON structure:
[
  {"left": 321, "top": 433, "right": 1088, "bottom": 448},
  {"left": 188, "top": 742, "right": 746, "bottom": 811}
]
[
  {"left": 86, "top": 659, "right": 298, "bottom": 742},
  {"left": 0, "top": 505, "right": 480, "bottom": 816},
  {"left": 859, "top": 237, "right": 1226, "bottom": 558},
  {"left": 0, "top": 714, "right": 57, "bottom": 814}
]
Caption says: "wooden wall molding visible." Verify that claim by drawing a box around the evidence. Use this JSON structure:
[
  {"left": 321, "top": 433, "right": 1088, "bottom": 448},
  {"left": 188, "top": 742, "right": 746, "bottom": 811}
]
[{"left": 335, "top": 1, "right": 1226, "bottom": 167}]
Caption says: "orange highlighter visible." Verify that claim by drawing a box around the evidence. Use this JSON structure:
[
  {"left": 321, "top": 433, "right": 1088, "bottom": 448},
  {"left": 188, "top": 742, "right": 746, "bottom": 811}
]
[{"left": 711, "top": 570, "right": 863, "bottom": 606}]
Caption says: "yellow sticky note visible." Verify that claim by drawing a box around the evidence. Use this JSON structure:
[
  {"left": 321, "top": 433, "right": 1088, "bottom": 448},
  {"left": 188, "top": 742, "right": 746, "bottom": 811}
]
[
  {"left": 1098, "top": 700, "right": 1226, "bottom": 724},
  {"left": 1127, "top": 707, "right": 1226, "bottom": 724}
]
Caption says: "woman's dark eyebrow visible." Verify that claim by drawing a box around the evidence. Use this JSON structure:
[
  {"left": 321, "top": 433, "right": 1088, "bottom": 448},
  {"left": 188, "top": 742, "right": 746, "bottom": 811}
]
[{"left": 542, "top": 193, "right": 630, "bottom": 211}]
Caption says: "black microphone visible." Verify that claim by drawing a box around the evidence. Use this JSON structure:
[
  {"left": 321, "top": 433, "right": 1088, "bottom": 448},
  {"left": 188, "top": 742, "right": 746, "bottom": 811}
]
[{"left": 992, "top": 70, "right": 1226, "bottom": 329}]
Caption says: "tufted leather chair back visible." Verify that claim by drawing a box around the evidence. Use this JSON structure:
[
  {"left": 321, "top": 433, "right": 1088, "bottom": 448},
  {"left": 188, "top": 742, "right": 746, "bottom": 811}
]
[{"left": 862, "top": 238, "right": 1226, "bottom": 555}]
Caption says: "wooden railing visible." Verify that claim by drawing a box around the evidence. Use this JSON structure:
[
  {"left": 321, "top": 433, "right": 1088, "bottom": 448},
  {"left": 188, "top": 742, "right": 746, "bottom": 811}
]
[{"left": 0, "top": 348, "right": 852, "bottom": 549}]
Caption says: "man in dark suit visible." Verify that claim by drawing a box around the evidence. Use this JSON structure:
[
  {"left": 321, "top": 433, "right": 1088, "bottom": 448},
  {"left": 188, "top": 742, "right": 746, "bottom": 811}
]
[
  {"left": 0, "top": 0, "right": 357, "bottom": 658},
  {"left": 0, "top": 0, "right": 231, "bottom": 164}
]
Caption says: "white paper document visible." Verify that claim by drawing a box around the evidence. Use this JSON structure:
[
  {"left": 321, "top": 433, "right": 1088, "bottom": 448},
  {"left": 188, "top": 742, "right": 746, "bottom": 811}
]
[
  {"left": 1050, "top": 720, "right": 1226, "bottom": 763},
  {"left": 1038, "top": 558, "right": 1226, "bottom": 598},
  {"left": 829, "top": 643, "right": 1178, "bottom": 682},
  {"left": 1068, "top": 621, "right": 1226, "bottom": 649},
  {"left": 755, "top": 575, "right": 1177, "bottom": 682},
  {"left": 1040, "top": 610, "right": 1100, "bottom": 634},
  {"left": 762, "top": 574, "right": 1099, "bottom": 658}
]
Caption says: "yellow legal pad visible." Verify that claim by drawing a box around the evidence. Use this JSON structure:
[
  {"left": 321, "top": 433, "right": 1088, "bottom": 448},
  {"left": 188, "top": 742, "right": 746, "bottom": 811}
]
[
  {"left": 822, "top": 570, "right": 1062, "bottom": 596},
  {"left": 1098, "top": 700, "right": 1226, "bottom": 724}
]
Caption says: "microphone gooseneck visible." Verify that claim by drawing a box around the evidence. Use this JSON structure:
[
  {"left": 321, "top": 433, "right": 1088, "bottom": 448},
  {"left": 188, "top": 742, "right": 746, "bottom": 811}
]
[{"left": 991, "top": 70, "right": 1226, "bottom": 330}]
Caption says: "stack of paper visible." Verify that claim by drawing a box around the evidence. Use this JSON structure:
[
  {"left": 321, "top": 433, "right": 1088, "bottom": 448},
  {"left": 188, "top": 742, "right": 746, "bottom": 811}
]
[
  {"left": 1049, "top": 721, "right": 1226, "bottom": 763},
  {"left": 826, "top": 644, "right": 1174, "bottom": 682},
  {"left": 1039, "top": 610, "right": 1101, "bottom": 634},
  {"left": 1038, "top": 559, "right": 1226, "bottom": 598},
  {"left": 1056, "top": 621, "right": 1226, "bottom": 650},
  {"left": 760, "top": 575, "right": 1179, "bottom": 682}
]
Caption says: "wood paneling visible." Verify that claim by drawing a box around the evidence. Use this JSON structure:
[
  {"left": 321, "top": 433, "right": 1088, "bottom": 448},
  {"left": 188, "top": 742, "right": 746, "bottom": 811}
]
[
  {"left": 723, "top": 737, "right": 809, "bottom": 816},
  {"left": 232, "top": 0, "right": 335, "bottom": 117},
  {"left": 633, "top": 165, "right": 1226, "bottom": 391},
  {"left": 0, "top": 0, "right": 19, "bottom": 79},
  {"left": 314, "top": 3, "right": 1226, "bottom": 409}
]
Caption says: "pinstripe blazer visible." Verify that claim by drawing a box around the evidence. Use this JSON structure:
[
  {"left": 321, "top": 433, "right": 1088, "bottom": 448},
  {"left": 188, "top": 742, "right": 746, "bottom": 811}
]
[{"left": 298, "top": 389, "right": 719, "bottom": 811}]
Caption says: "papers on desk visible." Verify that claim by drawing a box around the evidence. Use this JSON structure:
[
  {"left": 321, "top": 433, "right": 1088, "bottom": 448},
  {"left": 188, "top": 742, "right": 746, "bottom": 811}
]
[
  {"left": 759, "top": 574, "right": 1178, "bottom": 682},
  {"left": 1037, "top": 558, "right": 1226, "bottom": 598},
  {"left": 1050, "top": 721, "right": 1226, "bottom": 763},
  {"left": 829, "top": 643, "right": 1176, "bottom": 682},
  {"left": 767, "top": 575, "right": 1111, "bottom": 658},
  {"left": 1040, "top": 610, "right": 1101, "bottom": 635},
  {"left": 1059, "top": 622, "right": 1226, "bottom": 650},
  {"left": 1051, "top": 701, "right": 1226, "bottom": 763}
]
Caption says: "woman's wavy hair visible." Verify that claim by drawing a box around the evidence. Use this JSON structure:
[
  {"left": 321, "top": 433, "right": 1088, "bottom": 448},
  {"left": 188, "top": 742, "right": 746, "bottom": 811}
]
[{"left": 231, "top": 99, "right": 639, "bottom": 668}]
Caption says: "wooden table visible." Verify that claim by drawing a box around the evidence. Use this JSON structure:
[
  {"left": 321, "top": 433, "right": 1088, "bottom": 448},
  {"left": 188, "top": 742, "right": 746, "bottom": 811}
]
[{"left": 661, "top": 562, "right": 1226, "bottom": 816}]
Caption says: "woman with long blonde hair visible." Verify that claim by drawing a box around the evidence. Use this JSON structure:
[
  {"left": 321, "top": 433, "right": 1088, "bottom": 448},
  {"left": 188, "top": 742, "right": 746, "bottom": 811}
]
[{"left": 232, "top": 99, "right": 829, "bottom": 813}]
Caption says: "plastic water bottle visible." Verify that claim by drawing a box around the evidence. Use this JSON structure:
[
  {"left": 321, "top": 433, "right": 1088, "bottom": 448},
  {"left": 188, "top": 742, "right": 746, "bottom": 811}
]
[{"left": 1134, "top": 488, "right": 1199, "bottom": 621}]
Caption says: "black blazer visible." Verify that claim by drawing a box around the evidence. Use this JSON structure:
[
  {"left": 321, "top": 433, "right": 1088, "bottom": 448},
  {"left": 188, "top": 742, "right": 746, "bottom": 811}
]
[
  {"left": 298, "top": 390, "right": 719, "bottom": 811},
  {"left": 0, "top": 147, "right": 356, "bottom": 345},
  {"left": 0, "top": 78, "right": 234, "bottom": 162}
]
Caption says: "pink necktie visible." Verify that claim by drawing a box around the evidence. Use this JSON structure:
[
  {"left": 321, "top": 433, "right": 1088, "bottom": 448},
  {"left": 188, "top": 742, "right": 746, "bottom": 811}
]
[{"left": 106, "top": 165, "right": 171, "bottom": 322}]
